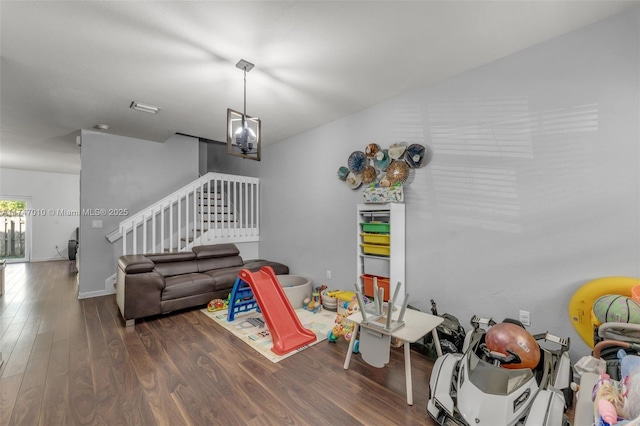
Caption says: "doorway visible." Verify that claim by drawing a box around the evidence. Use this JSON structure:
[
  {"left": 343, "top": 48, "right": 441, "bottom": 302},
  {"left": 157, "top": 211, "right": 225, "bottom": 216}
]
[{"left": 0, "top": 197, "right": 31, "bottom": 263}]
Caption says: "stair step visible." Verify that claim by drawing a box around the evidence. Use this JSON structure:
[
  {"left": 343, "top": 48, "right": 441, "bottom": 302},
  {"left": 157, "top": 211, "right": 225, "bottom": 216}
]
[
  {"left": 198, "top": 203, "right": 230, "bottom": 209},
  {"left": 198, "top": 211, "right": 233, "bottom": 216},
  {"left": 195, "top": 192, "right": 223, "bottom": 200},
  {"left": 198, "top": 211, "right": 231, "bottom": 216}
]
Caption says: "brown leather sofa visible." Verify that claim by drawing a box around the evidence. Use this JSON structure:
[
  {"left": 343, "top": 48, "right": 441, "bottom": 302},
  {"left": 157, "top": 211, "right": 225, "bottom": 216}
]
[{"left": 116, "top": 243, "right": 289, "bottom": 326}]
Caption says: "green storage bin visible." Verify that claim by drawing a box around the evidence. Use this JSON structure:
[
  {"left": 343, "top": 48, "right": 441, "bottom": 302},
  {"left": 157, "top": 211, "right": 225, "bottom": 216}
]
[{"left": 360, "top": 222, "right": 390, "bottom": 233}]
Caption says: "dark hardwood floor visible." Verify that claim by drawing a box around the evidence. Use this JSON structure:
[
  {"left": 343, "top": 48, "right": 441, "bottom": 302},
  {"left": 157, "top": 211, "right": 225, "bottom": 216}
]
[{"left": 0, "top": 261, "right": 440, "bottom": 425}]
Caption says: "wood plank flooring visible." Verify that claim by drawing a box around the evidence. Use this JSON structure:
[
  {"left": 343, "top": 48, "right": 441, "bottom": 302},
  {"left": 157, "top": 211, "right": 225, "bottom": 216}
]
[{"left": 0, "top": 261, "right": 439, "bottom": 425}]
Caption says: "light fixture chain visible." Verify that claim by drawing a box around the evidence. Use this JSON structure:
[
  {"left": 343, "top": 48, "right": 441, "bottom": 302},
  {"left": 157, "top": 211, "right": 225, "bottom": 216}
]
[{"left": 243, "top": 67, "right": 247, "bottom": 118}]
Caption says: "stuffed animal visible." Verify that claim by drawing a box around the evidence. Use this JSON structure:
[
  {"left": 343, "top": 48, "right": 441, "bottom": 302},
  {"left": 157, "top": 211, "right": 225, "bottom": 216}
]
[{"left": 593, "top": 372, "right": 625, "bottom": 423}]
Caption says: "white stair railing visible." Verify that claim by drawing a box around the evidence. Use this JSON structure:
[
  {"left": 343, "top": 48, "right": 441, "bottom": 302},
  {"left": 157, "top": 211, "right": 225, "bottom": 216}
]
[{"left": 106, "top": 172, "right": 259, "bottom": 255}]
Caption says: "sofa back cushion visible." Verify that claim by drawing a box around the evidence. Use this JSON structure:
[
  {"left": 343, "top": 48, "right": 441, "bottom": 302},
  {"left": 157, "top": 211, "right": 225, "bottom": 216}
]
[
  {"left": 197, "top": 255, "right": 244, "bottom": 272},
  {"left": 145, "top": 252, "right": 196, "bottom": 263},
  {"left": 193, "top": 243, "right": 240, "bottom": 259},
  {"left": 154, "top": 260, "right": 199, "bottom": 277},
  {"left": 142, "top": 251, "right": 198, "bottom": 277}
]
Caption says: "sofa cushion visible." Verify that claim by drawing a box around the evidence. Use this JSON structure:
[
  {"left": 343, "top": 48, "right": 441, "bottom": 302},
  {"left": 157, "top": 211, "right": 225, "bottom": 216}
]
[
  {"left": 197, "top": 255, "right": 243, "bottom": 272},
  {"left": 204, "top": 267, "right": 245, "bottom": 291},
  {"left": 161, "top": 273, "right": 215, "bottom": 301},
  {"left": 154, "top": 261, "right": 199, "bottom": 277},
  {"left": 193, "top": 243, "right": 240, "bottom": 259}
]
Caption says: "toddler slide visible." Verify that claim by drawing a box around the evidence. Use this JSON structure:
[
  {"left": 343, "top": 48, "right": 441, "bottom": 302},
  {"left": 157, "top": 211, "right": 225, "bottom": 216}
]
[{"left": 238, "top": 267, "right": 316, "bottom": 355}]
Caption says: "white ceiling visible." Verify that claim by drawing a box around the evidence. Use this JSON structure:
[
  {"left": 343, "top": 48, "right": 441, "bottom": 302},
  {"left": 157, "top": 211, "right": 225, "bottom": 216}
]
[{"left": 1, "top": 1, "right": 638, "bottom": 174}]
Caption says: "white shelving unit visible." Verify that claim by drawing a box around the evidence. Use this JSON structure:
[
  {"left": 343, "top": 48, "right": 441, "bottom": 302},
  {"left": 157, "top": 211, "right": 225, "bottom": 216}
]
[{"left": 356, "top": 203, "right": 406, "bottom": 306}]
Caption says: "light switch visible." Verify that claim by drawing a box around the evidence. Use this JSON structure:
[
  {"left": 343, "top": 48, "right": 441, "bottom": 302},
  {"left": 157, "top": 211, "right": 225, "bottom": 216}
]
[{"left": 92, "top": 220, "right": 103, "bottom": 229}]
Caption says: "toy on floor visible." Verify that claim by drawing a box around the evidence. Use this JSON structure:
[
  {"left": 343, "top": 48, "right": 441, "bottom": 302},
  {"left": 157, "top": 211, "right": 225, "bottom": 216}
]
[
  {"left": 328, "top": 297, "right": 359, "bottom": 342},
  {"left": 303, "top": 291, "right": 322, "bottom": 313},
  {"left": 207, "top": 294, "right": 229, "bottom": 312}
]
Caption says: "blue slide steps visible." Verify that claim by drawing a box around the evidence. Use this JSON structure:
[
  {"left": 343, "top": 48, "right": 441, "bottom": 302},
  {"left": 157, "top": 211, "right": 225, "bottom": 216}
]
[{"left": 227, "top": 276, "right": 261, "bottom": 321}]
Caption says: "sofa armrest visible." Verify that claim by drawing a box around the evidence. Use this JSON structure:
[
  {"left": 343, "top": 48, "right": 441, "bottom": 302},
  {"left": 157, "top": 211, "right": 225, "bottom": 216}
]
[
  {"left": 118, "top": 254, "right": 155, "bottom": 274},
  {"left": 116, "top": 266, "right": 166, "bottom": 323}
]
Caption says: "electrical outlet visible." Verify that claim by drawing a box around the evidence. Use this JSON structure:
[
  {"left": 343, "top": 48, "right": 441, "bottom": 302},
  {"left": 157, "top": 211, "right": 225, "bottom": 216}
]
[
  {"left": 326, "top": 270, "right": 332, "bottom": 279},
  {"left": 519, "top": 310, "right": 531, "bottom": 326}
]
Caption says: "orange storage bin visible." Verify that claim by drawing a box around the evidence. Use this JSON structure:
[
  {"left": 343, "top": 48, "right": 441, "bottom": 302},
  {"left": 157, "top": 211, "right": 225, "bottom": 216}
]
[{"left": 361, "top": 274, "right": 390, "bottom": 301}]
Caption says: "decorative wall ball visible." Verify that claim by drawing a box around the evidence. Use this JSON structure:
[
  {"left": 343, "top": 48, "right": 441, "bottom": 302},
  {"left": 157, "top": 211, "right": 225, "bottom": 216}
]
[
  {"left": 405, "top": 144, "right": 426, "bottom": 168},
  {"left": 374, "top": 149, "right": 390, "bottom": 171},
  {"left": 388, "top": 142, "right": 408, "bottom": 160},
  {"left": 365, "top": 143, "right": 380, "bottom": 158},
  {"left": 346, "top": 172, "right": 362, "bottom": 190},
  {"left": 347, "top": 151, "right": 367, "bottom": 173},
  {"left": 361, "top": 165, "right": 377, "bottom": 184},
  {"left": 593, "top": 294, "right": 640, "bottom": 324},
  {"left": 337, "top": 166, "right": 349, "bottom": 181},
  {"left": 386, "top": 160, "right": 409, "bottom": 184}
]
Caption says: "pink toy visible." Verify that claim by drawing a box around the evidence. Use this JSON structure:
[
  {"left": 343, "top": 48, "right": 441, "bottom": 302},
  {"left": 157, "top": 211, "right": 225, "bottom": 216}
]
[
  {"left": 597, "top": 399, "right": 618, "bottom": 425},
  {"left": 593, "top": 372, "right": 625, "bottom": 423}
]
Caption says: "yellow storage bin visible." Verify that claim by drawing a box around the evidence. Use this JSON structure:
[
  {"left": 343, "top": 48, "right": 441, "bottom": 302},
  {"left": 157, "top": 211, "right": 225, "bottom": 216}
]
[
  {"left": 361, "top": 233, "right": 390, "bottom": 245},
  {"left": 360, "top": 243, "right": 390, "bottom": 256}
]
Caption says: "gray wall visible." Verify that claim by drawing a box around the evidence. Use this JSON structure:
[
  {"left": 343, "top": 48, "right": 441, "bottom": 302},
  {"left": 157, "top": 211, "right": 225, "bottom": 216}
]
[
  {"left": 203, "top": 139, "right": 260, "bottom": 178},
  {"left": 258, "top": 10, "right": 640, "bottom": 360},
  {"left": 78, "top": 131, "right": 199, "bottom": 297}
]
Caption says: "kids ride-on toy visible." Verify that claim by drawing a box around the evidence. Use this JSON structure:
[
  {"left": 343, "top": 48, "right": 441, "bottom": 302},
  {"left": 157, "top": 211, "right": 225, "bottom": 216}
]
[{"left": 427, "top": 316, "right": 573, "bottom": 426}]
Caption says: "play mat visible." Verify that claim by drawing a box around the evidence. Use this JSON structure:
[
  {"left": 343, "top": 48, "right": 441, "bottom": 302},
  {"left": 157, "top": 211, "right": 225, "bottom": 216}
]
[{"left": 200, "top": 307, "right": 337, "bottom": 363}]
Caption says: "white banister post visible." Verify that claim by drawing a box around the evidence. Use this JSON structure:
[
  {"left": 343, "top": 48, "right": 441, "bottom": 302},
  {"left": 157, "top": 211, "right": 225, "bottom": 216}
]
[
  {"left": 177, "top": 197, "right": 181, "bottom": 252},
  {"left": 160, "top": 207, "right": 165, "bottom": 253},
  {"left": 142, "top": 213, "right": 147, "bottom": 254},
  {"left": 256, "top": 181, "right": 260, "bottom": 236},
  {"left": 169, "top": 202, "right": 174, "bottom": 253},
  {"left": 122, "top": 225, "right": 128, "bottom": 255},
  {"left": 132, "top": 220, "right": 138, "bottom": 255}
]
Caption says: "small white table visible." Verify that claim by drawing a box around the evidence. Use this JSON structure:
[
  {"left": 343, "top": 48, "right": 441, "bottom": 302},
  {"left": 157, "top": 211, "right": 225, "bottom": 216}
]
[{"left": 343, "top": 308, "right": 444, "bottom": 405}]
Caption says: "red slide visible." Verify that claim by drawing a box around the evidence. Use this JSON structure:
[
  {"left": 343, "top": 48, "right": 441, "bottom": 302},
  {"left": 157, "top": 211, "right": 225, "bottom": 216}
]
[{"left": 238, "top": 266, "right": 316, "bottom": 355}]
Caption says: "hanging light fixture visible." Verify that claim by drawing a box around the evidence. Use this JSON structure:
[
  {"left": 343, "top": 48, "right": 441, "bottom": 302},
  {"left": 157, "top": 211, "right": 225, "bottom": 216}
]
[{"left": 227, "top": 59, "right": 261, "bottom": 161}]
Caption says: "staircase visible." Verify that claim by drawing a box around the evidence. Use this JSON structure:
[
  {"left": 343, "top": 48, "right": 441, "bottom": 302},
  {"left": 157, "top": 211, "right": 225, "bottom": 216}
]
[{"left": 107, "top": 172, "right": 259, "bottom": 255}]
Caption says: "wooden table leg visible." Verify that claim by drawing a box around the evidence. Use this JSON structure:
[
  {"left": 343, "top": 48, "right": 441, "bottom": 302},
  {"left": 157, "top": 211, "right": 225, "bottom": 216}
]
[
  {"left": 404, "top": 340, "right": 413, "bottom": 405},
  {"left": 432, "top": 328, "right": 443, "bottom": 357},
  {"left": 343, "top": 323, "right": 359, "bottom": 369}
]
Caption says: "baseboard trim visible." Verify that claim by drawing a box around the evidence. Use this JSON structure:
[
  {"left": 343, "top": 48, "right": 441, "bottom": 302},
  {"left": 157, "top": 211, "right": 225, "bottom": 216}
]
[
  {"left": 78, "top": 288, "right": 115, "bottom": 299},
  {"left": 30, "top": 257, "right": 69, "bottom": 263}
]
